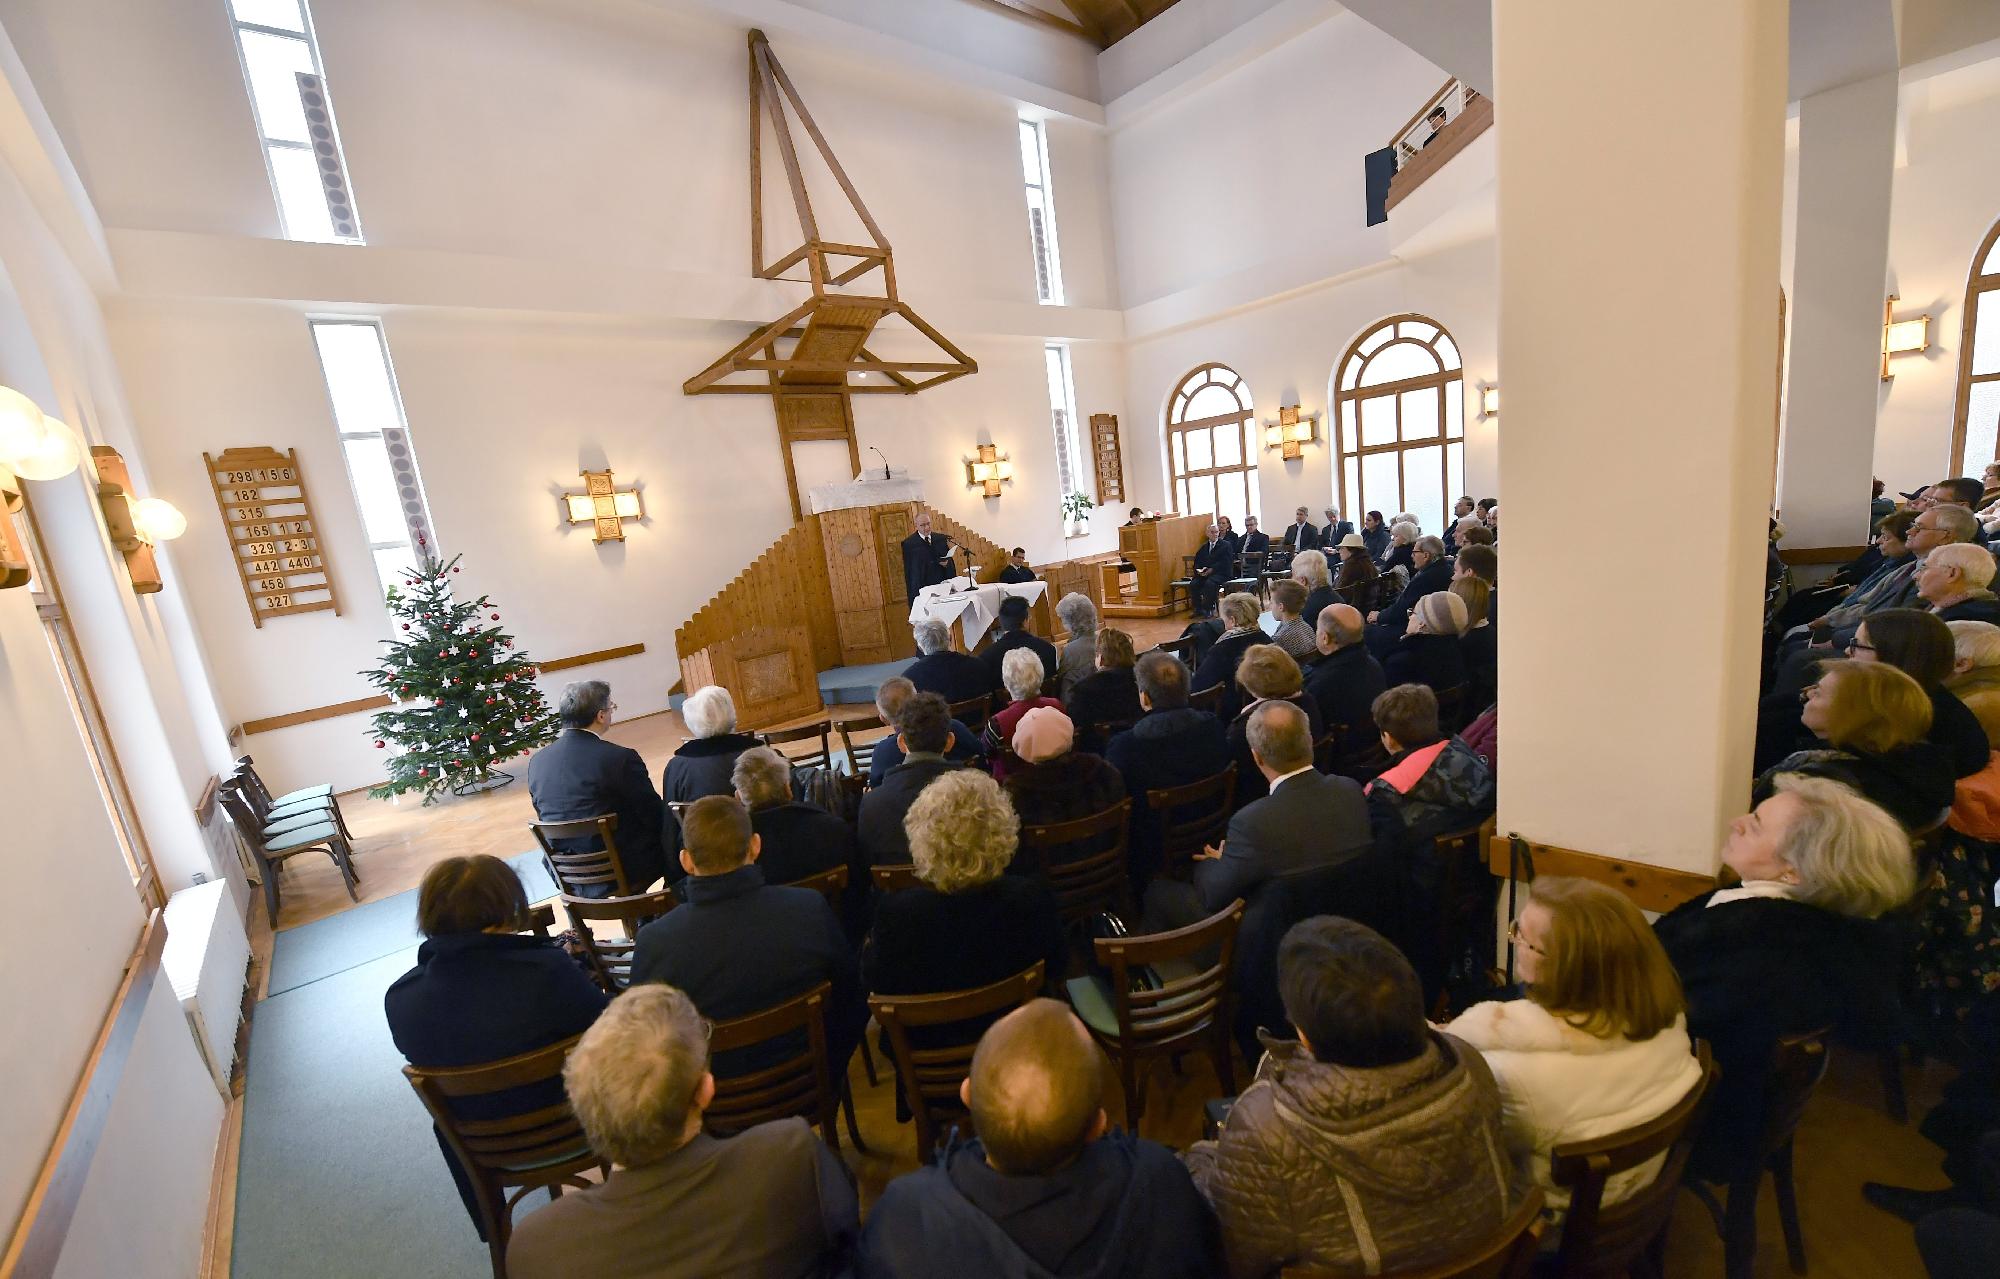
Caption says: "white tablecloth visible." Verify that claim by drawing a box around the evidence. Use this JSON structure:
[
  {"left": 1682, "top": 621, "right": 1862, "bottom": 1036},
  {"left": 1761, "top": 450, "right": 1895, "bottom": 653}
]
[{"left": 910, "top": 579, "right": 1048, "bottom": 651}]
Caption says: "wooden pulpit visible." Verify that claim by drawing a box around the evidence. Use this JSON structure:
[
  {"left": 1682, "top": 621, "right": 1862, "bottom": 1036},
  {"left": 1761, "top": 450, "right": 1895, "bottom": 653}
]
[
  {"left": 679, "top": 624, "right": 821, "bottom": 731},
  {"left": 1106, "top": 513, "right": 1208, "bottom": 617}
]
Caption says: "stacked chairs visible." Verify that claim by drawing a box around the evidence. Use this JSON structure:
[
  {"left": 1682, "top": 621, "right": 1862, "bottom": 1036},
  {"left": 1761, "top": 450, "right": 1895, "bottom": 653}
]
[{"left": 218, "top": 781, "right": 359, "bottom": 925}]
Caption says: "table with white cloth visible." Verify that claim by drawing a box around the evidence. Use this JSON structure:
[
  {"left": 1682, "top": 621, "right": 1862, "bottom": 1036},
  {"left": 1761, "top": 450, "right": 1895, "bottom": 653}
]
[{"left": 910, "top": 579, "right": 1049, "bottom": 652}]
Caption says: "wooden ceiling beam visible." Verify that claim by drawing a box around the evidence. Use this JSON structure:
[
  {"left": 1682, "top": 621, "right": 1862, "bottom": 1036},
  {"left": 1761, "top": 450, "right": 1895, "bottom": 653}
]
[{"left": 966, "top": 0, "right": 1102, "bottom": 45}]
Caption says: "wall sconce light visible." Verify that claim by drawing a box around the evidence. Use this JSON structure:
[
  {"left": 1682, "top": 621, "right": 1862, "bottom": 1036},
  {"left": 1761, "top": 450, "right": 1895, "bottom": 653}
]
[
  {"left": 91, "top": 445, "right": 183, "bottom": 595},
  {"left": 1261, "top": 406, "right": 1321, "bottom": 460},
  {"left": 562, "top": 468, "right": 643, "bottom": 543},
  {"left": 965, "top": 443, "right": 1013, "bottom": 497},
  {"left": 1475, "top": 383, "right": 1500, "bottom": 421},
  {"left": 0, "top": 385, "right": 82, "bottom": 482},
  {"left": 1882, "top": 295, "right": 1933, "bottom": 381}
]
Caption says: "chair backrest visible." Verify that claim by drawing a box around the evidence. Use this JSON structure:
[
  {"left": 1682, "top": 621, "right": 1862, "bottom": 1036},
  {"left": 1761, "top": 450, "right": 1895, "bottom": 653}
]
[
  {"left": 1155, "top": 635, "right": 1197, "bottom": 666},
  {"left": 1758, "top": 1026, "right": 1833, "bottom": 1164},
  {"left": 1325, "top": 722, "right": 1390, "bottom": 781},
  {"left": 705, "top": 984, "right": 836, "bottom": 1141},
  {"left": 836, "top": 712, "right": 889, "bottom": 778},
  {"left": 1188, "top": 683, "right": 1224, "bottom": 716},
  {"left": 1435, "top": 684, "right": 1469, "bottom": 734},
  {"left": 781, "top": 863, "right": 849, "bottom": 911},
  {"left": 1096, "top": 899, "right": 1244, "bottom": 1053},
  {"left": 1312, "top": 730, "right": 1337, "bottom": 774},
  {"left": 871, "top": 863, "right": 922, "bottom": 893},
  {"left": 532, "top": 814, "right": 631, "bottom": 897},
  {"left": 231, "top": 755, "right": 275, "bottom": 809},
  {"left": 523, "top": 903, "right": 558, "bottom": 939},
  {"left": 948, "top": 692, "right": 997, "bottom": 734},
  {"left": 1147, "top": 765, "right": 1237, "bottom": 878},
  {"left": 1018, "top": 799, "right": 1132, "bottom": 925},
  {"left": 217, "top": 784, "right": 294, "bottom": 858},
  {"left": 760, "top": 719, "right": 834, "bottom": 772},
  {"left": 558, "top": 887, "right": 679, "bottom": 990},
  {"left": 1234, "top": 550, "right": 1267, "bottom": 580},
  {"left": 1551, "top": 1042, "right": 1720, "bottom": 1278},
  {"left": 1284, "top": 1189, "right": 1546, "bottom": 1279},
  {"left": 401, "top": 1035, "right": 602, "bottom": 1248},
  {"left": 868, "top": 962, "right": 1046, "bottom": 1161}
]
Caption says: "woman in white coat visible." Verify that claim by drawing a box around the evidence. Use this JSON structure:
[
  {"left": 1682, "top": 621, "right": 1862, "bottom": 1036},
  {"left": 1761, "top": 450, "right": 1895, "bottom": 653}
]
[{"left": 1443, "top": 876, "right": 1703, "bottom": 1226}]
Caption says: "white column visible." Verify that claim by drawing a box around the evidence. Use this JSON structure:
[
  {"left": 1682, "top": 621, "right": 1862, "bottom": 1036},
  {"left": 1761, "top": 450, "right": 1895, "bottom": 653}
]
[
  {"left": 1777, "top": 71, "right": 1899, "bottom": 549},
  {"left": 1495, "top": 0, "right": 1787, "bottom": 873}
]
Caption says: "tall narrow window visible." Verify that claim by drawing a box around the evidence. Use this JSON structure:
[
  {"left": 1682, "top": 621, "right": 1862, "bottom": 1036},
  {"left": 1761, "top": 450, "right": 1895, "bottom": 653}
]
[
  {"left": 1952, "top": 218, "right": 2000, "bottom": 473},
  {"left": 1019, "top": 118, "right": 1065, "bottom": 305},
  {"left": 1333, "top": 315, "right": 1464, "bottom": 534},
  {"left": 309, "top": 320, "right": 435, "bottom": 599},
  {"left": 1045, "top": 344, "right": 1083, "bottom": 499},
  {"left": 227, "top": 0, "right": 362, "bottom": 243},
  {"left": 1166, "top": 364, "right": 1259, "bottom": 530}
]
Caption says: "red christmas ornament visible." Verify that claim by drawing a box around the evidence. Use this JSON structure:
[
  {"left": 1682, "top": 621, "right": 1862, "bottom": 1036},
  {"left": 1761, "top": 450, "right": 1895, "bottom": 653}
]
[
  {"left": 400, "top": 623, "right": 409, "bottom": 631},
  {"left": 471, "top": 734, "right": 481, "bottom": 742},
  {"left": 490, "top": 613, "right": 500, "bottom": 621},
  {"left": 374, "top": 741, "right": 385, "bottom": 749},
  {"left": 485, "top": 697, "right": 494, "bottom": 704},
  {"left": 418, "top": 768, "right": 429, "bottom": 777},
  {"left": 453, "top": 566, "right": 461, "bottom": 573}
]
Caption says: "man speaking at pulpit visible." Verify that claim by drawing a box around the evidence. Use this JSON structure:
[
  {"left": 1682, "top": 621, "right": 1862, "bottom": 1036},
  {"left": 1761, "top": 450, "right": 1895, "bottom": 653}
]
[{"left": 902, "top": 512, "right": 958, "bottom": 601}]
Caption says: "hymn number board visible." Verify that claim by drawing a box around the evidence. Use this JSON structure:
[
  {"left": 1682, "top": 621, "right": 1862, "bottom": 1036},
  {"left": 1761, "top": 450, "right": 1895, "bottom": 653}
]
[{"left": 203, "top": 447, "right": 342, "bottom": 628}]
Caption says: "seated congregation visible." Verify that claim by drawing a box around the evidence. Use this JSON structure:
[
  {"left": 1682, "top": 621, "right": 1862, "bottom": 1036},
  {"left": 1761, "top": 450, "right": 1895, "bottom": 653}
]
[{"left": 382, "top": 494, "right": 1996, "bottom": 1279}]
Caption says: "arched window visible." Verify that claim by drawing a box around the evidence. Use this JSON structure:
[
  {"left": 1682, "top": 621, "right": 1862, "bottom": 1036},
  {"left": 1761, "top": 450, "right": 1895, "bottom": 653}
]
[
  {"left": 1333, "top": 315, "right": 1463, "bottom": 534},
  {"left": 1166, "top": 363, "right": 1258, "bottom": 530},
  {"left": 1952, "top": 218, "right": 2000, "bottom": 473}
]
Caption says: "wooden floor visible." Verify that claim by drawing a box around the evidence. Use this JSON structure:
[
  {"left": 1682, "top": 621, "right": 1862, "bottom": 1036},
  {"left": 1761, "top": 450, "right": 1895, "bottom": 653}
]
[{"left": 247, "top": 616, "right": 1951, "bottom": 1278}]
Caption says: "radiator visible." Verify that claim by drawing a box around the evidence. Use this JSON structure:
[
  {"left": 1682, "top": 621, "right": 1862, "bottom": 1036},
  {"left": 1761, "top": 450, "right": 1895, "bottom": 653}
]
[{"left": 162, "top": 879, "right": 252, "bottom": 1096}]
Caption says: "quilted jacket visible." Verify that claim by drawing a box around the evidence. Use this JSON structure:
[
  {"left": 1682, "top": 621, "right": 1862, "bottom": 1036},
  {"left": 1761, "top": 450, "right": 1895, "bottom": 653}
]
[{"left": 1184, "top": 1032, "right": 1514, "bottom": 1278}]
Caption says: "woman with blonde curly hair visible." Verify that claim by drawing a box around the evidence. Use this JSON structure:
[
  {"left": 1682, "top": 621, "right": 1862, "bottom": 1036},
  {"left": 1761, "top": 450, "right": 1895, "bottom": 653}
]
[{"left": 863, "top": 770, "right": 1066, "bottom": 1019}]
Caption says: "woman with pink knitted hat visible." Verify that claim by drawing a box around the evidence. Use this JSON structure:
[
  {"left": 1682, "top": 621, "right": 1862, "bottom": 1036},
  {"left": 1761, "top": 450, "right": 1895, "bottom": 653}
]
[{"left": 1003, "top": 705, "right": 1126, "bottom": 848}]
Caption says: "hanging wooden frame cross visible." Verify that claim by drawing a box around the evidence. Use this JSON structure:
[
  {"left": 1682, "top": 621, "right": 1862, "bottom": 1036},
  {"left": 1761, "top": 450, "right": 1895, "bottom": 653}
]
[{"left": 684, "top": 29, "right": 978, "bottom": 523}]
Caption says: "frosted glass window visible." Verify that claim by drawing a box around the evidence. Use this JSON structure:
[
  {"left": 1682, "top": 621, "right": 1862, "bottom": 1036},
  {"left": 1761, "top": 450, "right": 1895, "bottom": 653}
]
[
  {"left": 1018, "top": 118, "right": 1063, "bottom": 305},
  {"left": 1447, "top": 443, "right": 1464, "bottom": 502},
  {"left": 1400, "top": 387, "right": 1440, "bottom": 440},
  {"left": 1403, "top": 445, "right": 1444, "bottom": 534},
  {"left": 1175, "top": 479, "right": 1189, "bottom": 513},
  {"left": 229, "top": 0, "right": 361, "bottom": 243},
  {"left": 232, "top": 0, "right": 305, "bottom": 29},
  {"left": 1357, "top": 325, "right": 1394, "bottom": 359},
  {"left": 342, "top": 438, "right": 405, "bottom": 544},
  {"left": 1213, "top": 422, "right": 1242, "bottom": 467},
  {"left": 1361, "top": 452, "right": 1400, "bottom": 519},
  {"left": 1446, "top": 386, "right": 1465, "bottom": 439},
  {"left": 1399, "top": 320, "right": 1438, "bottom": 344},
  {"left": 1343, "top": 458, "right": 1359, "bottom": 513},
  {"left": 1171, "top": 433, "right": 1185, "bottom": 476},
  {"left": 1954, "top": 221, "right": 2000, "bottom": 473},
  {"left": 1044, "top": 344, "right": 1083, "bottom": 498},
  {"left": 1975, "top": 292, "right": 2000, "bottom": 377},
  {"left": 1362, "top": 342, "right": 1439, "bottom": 387},
  {"left": 311, "top": 318, "right": 435, "bottom": 601},
  {"left": 313, "top": 323, "right": 402, "bottom": 434},
  {"left": 1966, "top": 383, "right": 2000, "bottom": 474},
  {"left": 1185, "top": 428, "right": 1212, "bottom": 471},
  {"left": 1247, "top": 470, "right": 1260, "bottom": 520},
  {"left": 1360, "top": 395, "right": 1397, "bottom": 447},
  {"left": 1218, "top": 472, "right": 1247, "bottom": 531},
  {"left": 240, "top": 31, "right": 314, "bottom": 143},
  {"left": 1185, "top": 384, "right": 1240, "bottom": 422},
  {"left": 1434, "top": 333, "right": 1461, "bottom": 370},
  {"left": 1188, "top": 475, "right": 1216, "bottom": 520},
  {"left": 268, "top": 147, "right": 335, "bottom": 242},
  {"left": 372, "top": 545, "right": 417, "bottom": 595}
]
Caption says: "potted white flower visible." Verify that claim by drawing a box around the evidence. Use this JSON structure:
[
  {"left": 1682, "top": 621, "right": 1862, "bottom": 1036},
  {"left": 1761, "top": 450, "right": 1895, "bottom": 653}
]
[{"left": 1061, "top": 490, "right": 1094, "bottom": 537}]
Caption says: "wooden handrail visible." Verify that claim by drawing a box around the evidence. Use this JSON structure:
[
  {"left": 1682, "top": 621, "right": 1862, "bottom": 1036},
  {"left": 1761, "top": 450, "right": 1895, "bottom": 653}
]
[
  {"left": 1388, "top": 78, "right": 1460, "bottom": 153},
  {"left": 1778, "top": 545, "right": 1870, "bottom": 566},
  {"left": 1484, "top": 830, "right": 1716, "bottom": 914},
  {"left": 2, "top": 911, "right": 167, "bottom": 1279}
]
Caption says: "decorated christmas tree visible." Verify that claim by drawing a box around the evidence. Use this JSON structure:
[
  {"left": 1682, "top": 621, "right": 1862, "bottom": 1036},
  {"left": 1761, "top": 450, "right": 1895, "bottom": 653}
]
[{"left": 360, "top": 552, "right": 559, "bottom": 802}]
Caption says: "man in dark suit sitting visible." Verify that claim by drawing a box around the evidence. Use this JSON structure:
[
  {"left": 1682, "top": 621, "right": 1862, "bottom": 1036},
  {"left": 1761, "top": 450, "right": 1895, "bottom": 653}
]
[
  {"left": 1367, "top": 534, "right": 1453, "bottom": 658},
  {"left": 858, "top": 692, "right": 962, "bottom": 866},
  {"left": 526, "top": 680, "right": 665, "bottom": 894},
  {"left": 1191, "top": 523, "right": 1232, "bottom": 617},
  {"left": 1239, "top": 516, "right": 1270, "bottom": 560},
  {"left": 997, "top": 547, "right": 1037, "bottom": 584},
  {"left": 1106, "top": 652, "right": 1231, "bottom": 889},
  {"left": 1303, "top": 604, "right": 1388, "bottom": 757},
  {"left": 981, "top": 595, "right": 1057, "bottom": 688},
  {"left": 902, "top": 511, "right": 958, "bottom": 601},
  {"left": 629, "top": 795, "right": 865, "bottom": 1078},
  {"left": 1321, "top": 506, "right": 1356, "bottom": 544},
  {"left": 1281, "top": 506, "right": 1320, "bottom": 554},
  {"left": 1143, "top": 699, "right": 1371, "bottom": 930},
  {"left": 906, "top": 619, "right": 999, "bottom": 705},
  {"left": 866, "top": 675, "right": 983, "bottom": 785}
]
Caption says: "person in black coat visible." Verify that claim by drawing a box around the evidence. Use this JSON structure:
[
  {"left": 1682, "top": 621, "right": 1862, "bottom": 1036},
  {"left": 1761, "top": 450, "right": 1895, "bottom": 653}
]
[
  {"left": 661, "top": 686, "right": 761, "bottom": 878},
  {"left": 907, "top": 619, "right": 1001, "bottom": 705},
  {"left": 1382, "top": 592, "right": 1472, "bottom": 695},
  {"left": 1105, "top": 653, "right": 1234, "bottom": 888},
  {"left": 1763, "top": 659, "right": 1957, "bottom": 829},
  {"left": 1452, "top": 577, "right": 1497, "bottom": 712},
  {"left": 902, "top": 512, "right": 958, "bottom": 601},
  {"left": 1003, "top": 707, "right": 1126, "bottom": 844},
  {"left": 1321, "top": 506, "right": 1357, "bottom": 545},
  {"left": 1191, "top": 592, "right": 1266, "bottom": 721},
  {"left": 981, "top": 595, "right": 1058, "bottom": 687},
  {"left": 629, "top": 796, "right": 865, "bottom": 1079},
  {"left": 1368, "top": 537, "right": 1454, "bottom": 658},
  {"left": 527, "top": 681, "right": 666, "bottom": 895},
  {"left": 1360, "top": 510, "right": 1391, "bottom": 562},
  {"left": 996, "top": 547, "right": 1038, "bottom": 585},
  {"left": 1239, "top": 516, "right": 1271, "bottom": 561},
  {"left": 1280, "top": 507, "right": 1320, "bottom": 554},
  {"left": 858, "top": 692, "right": 963, "bottom": 866},
  {"left": 1190, "top": 524, "right": 1233, "bottom": 616},
  {"left": 730, "top": 746, "right": 854, "bottom": 885},
  {"left": 1066, "top": 628, "right": 1145, "bottom": 755},
  {"left": 1303, "top": 604, "right": 1389, "bottom": 755},
  {"left": 1654, "top": 775, "right": 1916, "bottom": 1180},
  {"left": 384, "top": 856, "right": 608, "bottom": 1235}
]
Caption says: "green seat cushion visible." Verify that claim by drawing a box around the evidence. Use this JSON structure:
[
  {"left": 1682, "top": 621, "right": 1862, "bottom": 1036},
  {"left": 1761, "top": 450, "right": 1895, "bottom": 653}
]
[
  {"left": 262, "top": 809, "right": 329, "bottom": 838},
  {"left": 270, "top": 783, "right": 335, "bottom": 806},
  {"left": 264, "top": 820, "right": 341, "bottom": 852},
  {"left": 1064, "top": 976, "right": 1120, "bottom": 1037},
  {"left": 265, "top": 794, "right": 334, "bottom": 819}
]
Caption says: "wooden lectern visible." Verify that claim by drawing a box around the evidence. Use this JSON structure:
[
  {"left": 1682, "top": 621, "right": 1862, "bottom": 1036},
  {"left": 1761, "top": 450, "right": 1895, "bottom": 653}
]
[{"left": 1104, "top": 513, "right": 1208, "bottom": 618}]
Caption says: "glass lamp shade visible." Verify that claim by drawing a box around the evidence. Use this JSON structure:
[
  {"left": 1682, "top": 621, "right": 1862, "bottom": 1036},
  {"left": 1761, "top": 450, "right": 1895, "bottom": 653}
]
[
  {"left": 0, "top": 386, "right": 48, "bottom": 463},
  {"left": 9, "top": 416, "right": 81, "bottom": 481},
  {"left": 131, "top": 497, "right": 188, "bottom": 542},
  {"left": 1480, "top": 386, "right": 1500, "bottom": 416},
  {"left": 565, "top": 494, "right": 596, "bottom": 521},
  {"left": 1885, "top": 318, "right": 1930, "bottom": 355},
  {"left": 611, "top": 491, "right": 641, "bottom": 518}
]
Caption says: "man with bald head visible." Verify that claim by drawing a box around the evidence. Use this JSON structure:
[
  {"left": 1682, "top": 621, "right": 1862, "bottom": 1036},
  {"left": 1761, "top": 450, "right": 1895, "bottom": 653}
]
[
  {"left": 857, "top": 999, "right": 1221, "bottom": 1277},
  {"left": 1302, "top": 603, "right": 1387, "bottom": 756}
]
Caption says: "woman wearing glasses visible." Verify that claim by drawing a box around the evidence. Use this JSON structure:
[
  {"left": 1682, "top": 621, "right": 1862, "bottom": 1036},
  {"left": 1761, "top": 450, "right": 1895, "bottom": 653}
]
[
  {"left": 1442, "top": 877, "right": 1701, "bottom": 1231},
  {"left": 1762, "top": 659, "right": 1956, "bottom": 830},
  {"left": 1844, "top": 609, "right": 1989, "bottom": 779}
]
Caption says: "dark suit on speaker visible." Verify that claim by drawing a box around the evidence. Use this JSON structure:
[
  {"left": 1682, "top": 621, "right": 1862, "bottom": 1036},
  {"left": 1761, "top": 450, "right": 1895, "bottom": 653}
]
[
  {"left": 526, "top": 728, "right": 667, "bottom": 892},
  {"left": 1280, "top": 521, "right": 1320, "bottom": 553},
  {"left": 902, "top": 530, "right": 957, "bottom": 601}
]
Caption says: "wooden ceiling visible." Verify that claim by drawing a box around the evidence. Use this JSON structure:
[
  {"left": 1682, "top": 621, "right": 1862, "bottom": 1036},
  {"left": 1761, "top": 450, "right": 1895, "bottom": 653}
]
[{"left": 979, "top": 0, "right": 1185, "bottom": 49}]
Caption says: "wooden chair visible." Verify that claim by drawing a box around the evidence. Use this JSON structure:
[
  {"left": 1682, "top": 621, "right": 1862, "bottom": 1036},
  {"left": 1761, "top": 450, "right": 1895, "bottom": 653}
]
[
  {"left": 871, "top": 863, "right": 922, "bottom": 893},
  {"left": 1326, "top": 722, "right": 1390, "bottom": 781},
  {"left": 1428, "top": 821, "right": 1496, "bottom": 1017},
  {"left": 780, "top": 862, "right": 849, "bottom": 909},
  {"left": 530, "top": 815, "right": 634, "bottom": 899},
  {"left": 232, "top": 753, "right": 337, "bottom": 814},
  {"left": 835, "top": 712, "right": 889, "bottom": 779},
  {"left": 1281, "top": 1189, "right": 1545, "bottom": 1279},
  {"left": 1188, "top": 682, "right": 1224, "bottom": 715},
  {"left": 948, "top": 691, "right": 997, "bottom": 735},
  {"left": 558, "top": 887, "right": 679, "bottom": 991},
  {"left": 1148, "top": 765, "right": 1237, "bottom": 879},
  {"left": 1687, "top": 1027, "right": 1833, "bottom": 1279},
  {"left": 1548, "top": 1042, "right": 1719, "bottom": 1279},
  {"left": 522, "top": 903, "right": 557, "bottom": 939},
  {"left": 1166, "top": 554, "right": 1198, "bottom": 613},
  {"left": 1066, "top": 898, "right": 1244, "bottom": 1132},
  {"left": 1154, "top": 634, "right": 1198, "bottom": 667},
  {"left": 1226, "top": 550, "right": 1268, "bottom": 601},
  {"left": 1312, "top": 729, "right": 1338, "bottom": 774},
  {"left": 760, "top": 718, "right": 835, "bottom": 771},
  {"left": 705, "top": 982, "right": 866, "bottom": 1153},
  {"left": 219, "top": 784, "right": 358, "bottom": 926},
  {"left": 869, "top": 962, "right": 1046, "bottom": 1163},
  {"left": 401, "top": 1035, "right": 605, "bottom": 1279},
  {"left": 230, "top": 760, "right": 351, "bottom": 841},
  {"left": 1435, "top": 683, "right": 1469, "bottom": 734},
  {"left": 1017, "top": 800, "right": 1133, "bottom": 927}
]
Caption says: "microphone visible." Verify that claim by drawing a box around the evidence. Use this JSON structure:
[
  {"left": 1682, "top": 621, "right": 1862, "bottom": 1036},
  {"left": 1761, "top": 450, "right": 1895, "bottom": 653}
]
[{"left": 869, "top": 446, "right": 891, "bottom": 480}]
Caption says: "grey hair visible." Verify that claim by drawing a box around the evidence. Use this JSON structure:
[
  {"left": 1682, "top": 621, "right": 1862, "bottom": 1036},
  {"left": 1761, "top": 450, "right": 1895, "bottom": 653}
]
[
  {"left": 682, "top": 685, "right": 737, "bottom": 738},
  {"left": 1948, "top": 620, "right": 2000, "bottom": 669},
  {"left": 1220, "top": 591, "right": 1262, "bottom": 630},
  {"left": 1390, "top": 520, "right": 1419, "bottom": 546},
  {"left": 1930, "top": 541, "right": 1997, "bottom": 589},
  {"left": 1246, "top": 699, "right": 1312, "bottom": 773},
  {"left": 558, "top": 680, "right": 610, "bottom": 729},
  {"left": 564, "top": 985, "right": 710, "bottom": 1168},
  {"left": 1291, "top": 549, "right": 1331, "bottom": 590},
  {"left": 914, "top": 619, "right": 951, "bottom": 654},
  {"left": 1414, "top": 535, "right": 1446, "bottom": 560},
  {"left": 1002, "top": 647, "right": 1045, "bottom": 701},
  {"left": 1767, "top": 774, "right": 1916, "bottom": 918},
  {"left": 1934, "top": 504, "right": 1979, "bottom": 543},
  {"left": 1054, "top": 592, "right": 1098, "bottom": 637},
  {"left": 906, "top": 770, "right": 1018, "bottom": 893},
  {"left": 731, "top": 746, "right": 792, "bottom": 810},
  {"left": 1455, "top": 515, "right": 1483, "bottom": 534}
]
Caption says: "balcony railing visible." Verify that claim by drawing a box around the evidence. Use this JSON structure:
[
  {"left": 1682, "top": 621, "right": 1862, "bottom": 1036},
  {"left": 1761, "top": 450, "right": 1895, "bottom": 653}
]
[{"left": 1385, "top": 79, "right": 1494, "bottom": 213}]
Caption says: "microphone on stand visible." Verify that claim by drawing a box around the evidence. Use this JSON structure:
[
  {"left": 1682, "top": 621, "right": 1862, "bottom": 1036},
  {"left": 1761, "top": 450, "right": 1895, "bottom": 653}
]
[{"left": 869, "top": 446, "right": 892, "bottom": 481}]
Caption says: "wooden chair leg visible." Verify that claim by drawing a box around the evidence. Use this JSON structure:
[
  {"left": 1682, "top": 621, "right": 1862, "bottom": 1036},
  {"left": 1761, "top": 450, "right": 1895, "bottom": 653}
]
[
  {"left": 259, "top": 858, "right": 281, "bottom": 927},
  {"left": 841, "top": 1079, "right": 870, "bottom": 1155},
  {"left": 1771, "top": 1139, "right": 1807, "bottom": 1273},
  {"left": 330, "top": 839, "right": 360, "bottom": 902},
  {"left": 858, "top": 1036, "right": 880, "bottom": 1088},
  {"left": 1212, "top": 1022, "right": 1237, "bottom": 1096},
  {"left": 1723, "top": 1174, "right": 1761, "bottom": 1279}
]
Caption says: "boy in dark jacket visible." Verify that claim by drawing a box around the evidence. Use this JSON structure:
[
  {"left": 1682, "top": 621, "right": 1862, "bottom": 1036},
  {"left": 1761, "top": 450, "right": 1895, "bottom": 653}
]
[{"left": 858, "top": 999, "right": 1221, "bottom": 1279}]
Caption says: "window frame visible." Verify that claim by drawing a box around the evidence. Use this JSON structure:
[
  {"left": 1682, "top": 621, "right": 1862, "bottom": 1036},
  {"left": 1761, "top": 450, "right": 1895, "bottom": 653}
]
[
  {"left": 1332, "top": 314, "right": 1464, "bottom": 532},
  {"left": 225, "top": 0, "right": 363, "bottom": 244},
  {"left": 307, "top": 317, "right": 434, "bottom": 600},
  {"left": 1950, "top": 217, "right": 2000, "bottom": 474},
  {"left": 1018, "top": 117, "right": 1065, "bottom": 307},
  {"left": 1044, "top": 343, "right": 1085, "bottom": 502},
  {"left": 1165, "top": 363, "right": 1259, "bottom": 527}
]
